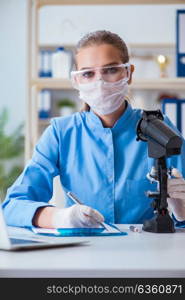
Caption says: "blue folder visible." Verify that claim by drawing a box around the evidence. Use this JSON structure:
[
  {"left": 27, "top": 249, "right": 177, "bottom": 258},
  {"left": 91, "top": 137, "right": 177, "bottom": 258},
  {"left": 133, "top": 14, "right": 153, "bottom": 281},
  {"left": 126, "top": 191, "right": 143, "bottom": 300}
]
[
  {"left": 162, "top": 98, "right": 185, "bottom": 134},
  {"left": 30, "top": 226, "right": 127, "bottom": 237},
  {"left": 176, "top": 10, "right": 185, "bottom": 77}
]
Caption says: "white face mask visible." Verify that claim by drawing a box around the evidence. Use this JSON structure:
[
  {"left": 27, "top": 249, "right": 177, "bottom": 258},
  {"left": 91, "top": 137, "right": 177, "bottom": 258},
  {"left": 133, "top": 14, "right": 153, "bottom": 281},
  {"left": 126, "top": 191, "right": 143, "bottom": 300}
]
[{"left": 77, "top": 78, "right": 129, "bottom": 115}]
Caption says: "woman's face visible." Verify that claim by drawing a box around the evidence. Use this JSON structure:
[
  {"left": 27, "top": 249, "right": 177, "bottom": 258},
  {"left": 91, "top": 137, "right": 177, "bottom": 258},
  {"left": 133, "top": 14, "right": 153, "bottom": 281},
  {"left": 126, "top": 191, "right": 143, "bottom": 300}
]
[{"left": 75, "top": 43, "right": 134, "bottom": 83}]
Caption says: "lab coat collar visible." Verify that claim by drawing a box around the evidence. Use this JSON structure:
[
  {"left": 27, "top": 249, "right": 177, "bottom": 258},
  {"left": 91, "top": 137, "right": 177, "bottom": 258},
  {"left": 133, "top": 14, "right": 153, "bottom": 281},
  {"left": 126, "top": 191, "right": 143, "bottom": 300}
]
[{"left": 87, "top": 100, "right": 134, "bottom": 132}]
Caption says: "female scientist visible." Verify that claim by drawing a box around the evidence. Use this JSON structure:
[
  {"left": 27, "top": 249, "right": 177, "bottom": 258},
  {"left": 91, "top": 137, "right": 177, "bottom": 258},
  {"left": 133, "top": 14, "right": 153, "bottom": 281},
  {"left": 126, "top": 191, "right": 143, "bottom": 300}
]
[{"left": 2, "top": 30, "right": 185, "bottom": 228}]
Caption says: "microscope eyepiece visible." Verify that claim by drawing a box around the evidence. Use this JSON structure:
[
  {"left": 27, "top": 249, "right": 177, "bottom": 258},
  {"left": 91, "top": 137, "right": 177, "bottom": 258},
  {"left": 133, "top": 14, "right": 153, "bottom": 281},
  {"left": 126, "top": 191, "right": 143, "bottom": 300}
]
[{"left": 136, "top": 110, "right": 182, "bottom": 158}]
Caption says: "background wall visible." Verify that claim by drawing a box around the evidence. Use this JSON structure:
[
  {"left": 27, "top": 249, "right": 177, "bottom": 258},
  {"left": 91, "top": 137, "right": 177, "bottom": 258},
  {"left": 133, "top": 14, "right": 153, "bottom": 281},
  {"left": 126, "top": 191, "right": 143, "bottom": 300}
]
[
  {"left": 1, "top": 2, "right": 185, "bottom": 133},
  {"left": 39, "top": 4, "right": 185, "bottom": 45},
  {"left": 0, "top": 0, "right": 27, "bottom": 134}
]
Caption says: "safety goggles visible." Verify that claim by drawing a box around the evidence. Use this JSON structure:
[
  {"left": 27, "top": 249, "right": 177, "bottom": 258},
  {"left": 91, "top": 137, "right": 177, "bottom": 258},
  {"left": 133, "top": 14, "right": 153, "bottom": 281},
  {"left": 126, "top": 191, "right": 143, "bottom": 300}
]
[{"left": 71, "top": 62, "right": 131, "bottom": 86}]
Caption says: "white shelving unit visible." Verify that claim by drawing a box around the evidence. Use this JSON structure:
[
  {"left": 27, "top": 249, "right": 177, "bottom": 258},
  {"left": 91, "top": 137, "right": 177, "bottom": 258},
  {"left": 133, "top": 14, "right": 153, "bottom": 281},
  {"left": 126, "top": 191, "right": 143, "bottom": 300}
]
[
  {"left": 26, "top": 0, "right": 185, "bottom": 206},
  {"left": 26, "top": 0, "right": 185, "bottom": 161},
  {"left": 31, "top": 77, "right": 185, "bottom": 91}
]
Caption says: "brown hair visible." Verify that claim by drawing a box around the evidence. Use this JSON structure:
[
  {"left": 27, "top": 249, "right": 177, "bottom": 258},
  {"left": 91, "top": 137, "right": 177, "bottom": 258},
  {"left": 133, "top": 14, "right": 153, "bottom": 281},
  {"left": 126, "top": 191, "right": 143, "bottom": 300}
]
[{"left": 75, "top": 30, "right": 129, "bottom": 112}]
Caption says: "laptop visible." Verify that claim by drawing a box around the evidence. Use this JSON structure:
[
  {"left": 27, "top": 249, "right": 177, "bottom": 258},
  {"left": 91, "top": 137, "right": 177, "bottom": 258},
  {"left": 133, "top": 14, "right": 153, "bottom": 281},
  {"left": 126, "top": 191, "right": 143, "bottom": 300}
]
[{"left": 0, "top": 205, "right": 87, "bottom": 251}]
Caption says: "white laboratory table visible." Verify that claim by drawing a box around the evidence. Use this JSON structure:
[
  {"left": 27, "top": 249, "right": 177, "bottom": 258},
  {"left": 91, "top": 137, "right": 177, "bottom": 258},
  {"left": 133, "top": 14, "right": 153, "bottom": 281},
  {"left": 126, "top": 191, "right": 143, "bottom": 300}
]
[{"left": 0, "top": 225, "right": 185, "bottom": 278}]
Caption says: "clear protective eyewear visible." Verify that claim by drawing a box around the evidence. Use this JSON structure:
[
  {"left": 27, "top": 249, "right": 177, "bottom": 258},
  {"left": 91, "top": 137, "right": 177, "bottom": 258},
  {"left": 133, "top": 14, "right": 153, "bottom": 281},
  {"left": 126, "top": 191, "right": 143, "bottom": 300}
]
[{"left": 71, "top": 63, "right": 131, "bottom": 86}]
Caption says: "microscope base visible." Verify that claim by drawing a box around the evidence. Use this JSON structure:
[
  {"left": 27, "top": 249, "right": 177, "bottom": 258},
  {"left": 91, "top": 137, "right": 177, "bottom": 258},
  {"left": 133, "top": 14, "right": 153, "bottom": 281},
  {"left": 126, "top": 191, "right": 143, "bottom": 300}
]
[{"left": 142, "top": 213, "right": 175, "bottom": 233}]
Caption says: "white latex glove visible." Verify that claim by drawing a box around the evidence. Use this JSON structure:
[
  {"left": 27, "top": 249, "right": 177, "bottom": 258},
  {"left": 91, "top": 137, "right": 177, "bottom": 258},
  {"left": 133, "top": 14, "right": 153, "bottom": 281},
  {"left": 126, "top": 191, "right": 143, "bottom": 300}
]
[
  {"left": 167, "top": 168, "right": 185, "bottom": 221},
  {"left": 52, "top": 204, "right": 104, "bottom": 228}
]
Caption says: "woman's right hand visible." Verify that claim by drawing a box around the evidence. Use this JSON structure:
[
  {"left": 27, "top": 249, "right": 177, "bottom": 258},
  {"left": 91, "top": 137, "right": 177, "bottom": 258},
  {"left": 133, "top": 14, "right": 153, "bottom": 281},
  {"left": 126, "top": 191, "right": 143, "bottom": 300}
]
[{"left": 51, "top": 204, "right": 104, "bottom": 228}]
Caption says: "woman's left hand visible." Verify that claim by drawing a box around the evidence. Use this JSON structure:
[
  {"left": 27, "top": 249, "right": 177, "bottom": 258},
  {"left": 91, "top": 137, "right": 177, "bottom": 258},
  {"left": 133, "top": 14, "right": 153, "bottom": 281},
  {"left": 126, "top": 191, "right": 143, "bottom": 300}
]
[{"left": 167, "top": 168, "right": 185, "bottom": 221}]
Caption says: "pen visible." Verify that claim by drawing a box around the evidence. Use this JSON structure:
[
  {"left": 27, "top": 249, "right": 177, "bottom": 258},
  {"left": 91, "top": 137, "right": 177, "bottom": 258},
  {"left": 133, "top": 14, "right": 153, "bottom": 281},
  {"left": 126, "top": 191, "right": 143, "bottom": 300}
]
[
  {"left": 67, "top": 191, "right": 121, "bottom": 233},
  {"left": 67, "top": 191, "right": 83, "bottom": 205}
]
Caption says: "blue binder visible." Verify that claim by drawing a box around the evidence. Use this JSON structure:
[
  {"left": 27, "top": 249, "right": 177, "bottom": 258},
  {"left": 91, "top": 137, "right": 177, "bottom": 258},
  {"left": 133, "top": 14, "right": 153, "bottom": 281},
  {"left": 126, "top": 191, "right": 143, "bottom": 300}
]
[
  {"left": 176, "top": 10, "right": 185, "bottom": 77},
  {"left": 162, "top": 98, "right": 185, "bottom": 134}
]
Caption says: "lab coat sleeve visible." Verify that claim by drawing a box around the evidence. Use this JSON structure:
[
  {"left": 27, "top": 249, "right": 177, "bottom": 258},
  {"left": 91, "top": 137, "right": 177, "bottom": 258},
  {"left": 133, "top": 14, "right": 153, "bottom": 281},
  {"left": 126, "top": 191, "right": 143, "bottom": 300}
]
[{"left": 2, "top": 119, "right": 60, "bottom": 227}]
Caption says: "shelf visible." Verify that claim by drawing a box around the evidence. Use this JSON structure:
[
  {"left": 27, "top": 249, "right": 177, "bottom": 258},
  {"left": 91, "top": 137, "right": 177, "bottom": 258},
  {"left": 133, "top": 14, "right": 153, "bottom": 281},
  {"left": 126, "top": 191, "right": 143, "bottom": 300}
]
[
  {"left": 31, "top": 77, "right": 185, "bottom": 91},
  {"left": 39, "top": 44, "right": 75, "bottom": 51},
  {"left": 31, "top": 78, "right": 73, "bottom": 90},
  {"left": 39, "top": 43, "right": 175, "bottom": 60},
  {"left": 37, "top": 0, "right": 185, "bottom": 8},
  {"left": 39, "top": 42, "right": 175, "bottom": 62},
  {"left": 39, "top": 43, "right": 175, "bottom": 50},
  {"left": 131, "top": 78, "right": 185, "bottom": 90},
  {"left": 38, "top": 118, "right": 51, "bottom": 125}
]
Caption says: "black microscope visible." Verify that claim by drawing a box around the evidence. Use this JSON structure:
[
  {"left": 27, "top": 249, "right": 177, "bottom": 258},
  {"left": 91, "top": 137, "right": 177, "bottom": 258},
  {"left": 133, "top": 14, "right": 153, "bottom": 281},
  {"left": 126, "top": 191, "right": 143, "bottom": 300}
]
[{"left": 136, "top": 110, "right": 183, "bottom": 233}]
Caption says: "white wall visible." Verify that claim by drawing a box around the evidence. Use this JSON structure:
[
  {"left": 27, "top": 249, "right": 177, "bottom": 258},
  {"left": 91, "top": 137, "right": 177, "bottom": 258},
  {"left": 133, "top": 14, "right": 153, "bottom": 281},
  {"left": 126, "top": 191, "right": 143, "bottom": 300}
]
[
  {"left": 0, "top": 0, "right": 27, "bottom": 134},
  {"left": 39, "top": 4, "right": 185, "bottom": 45}
]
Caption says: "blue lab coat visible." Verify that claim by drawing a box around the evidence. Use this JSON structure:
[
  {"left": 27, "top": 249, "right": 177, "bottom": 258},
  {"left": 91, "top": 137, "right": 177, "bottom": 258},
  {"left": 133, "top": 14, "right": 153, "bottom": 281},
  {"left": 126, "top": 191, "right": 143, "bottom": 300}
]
[{"left": 2, "top": 102, "right": 185, "bottom": 227}]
